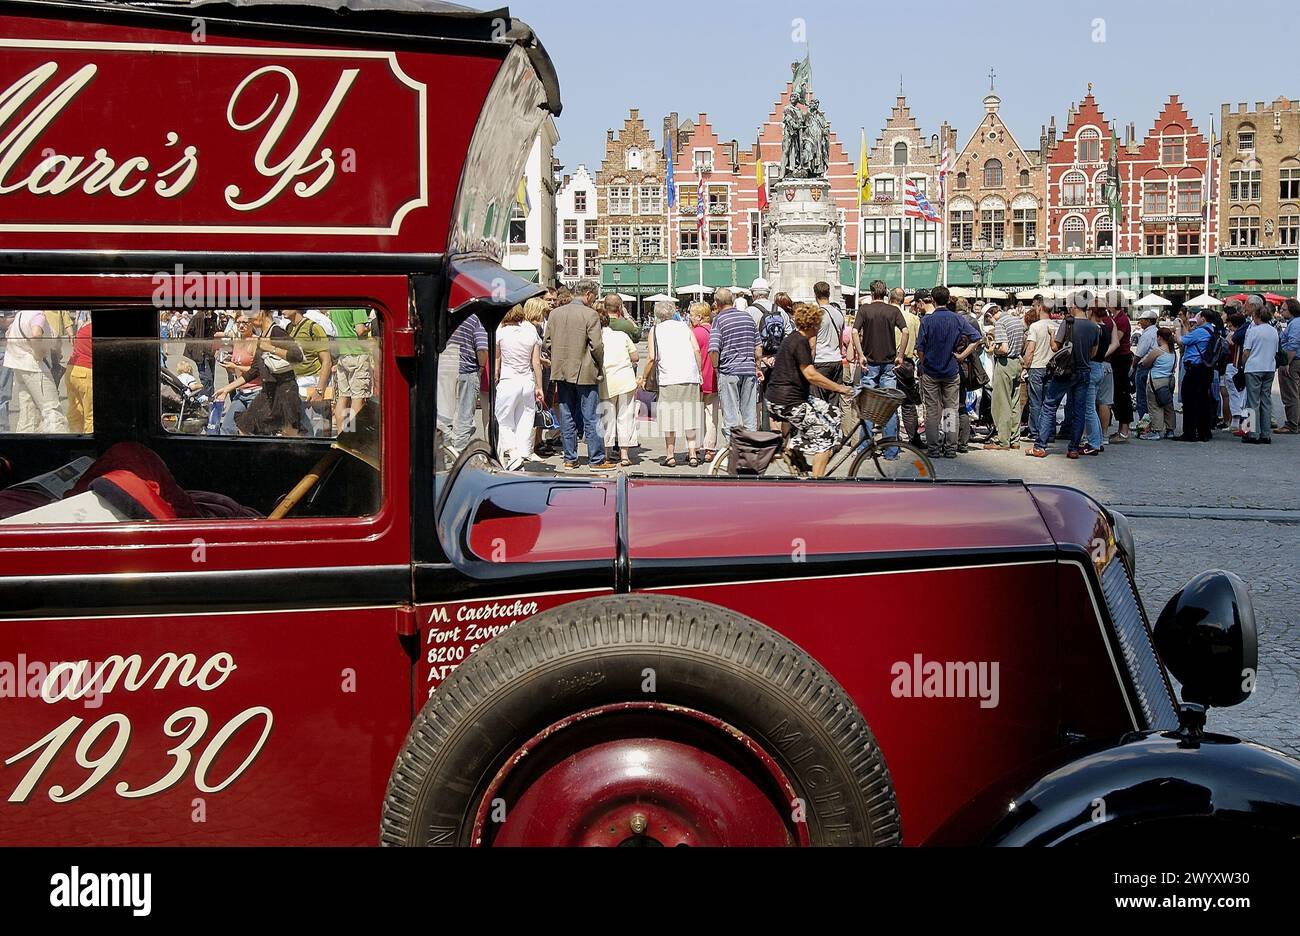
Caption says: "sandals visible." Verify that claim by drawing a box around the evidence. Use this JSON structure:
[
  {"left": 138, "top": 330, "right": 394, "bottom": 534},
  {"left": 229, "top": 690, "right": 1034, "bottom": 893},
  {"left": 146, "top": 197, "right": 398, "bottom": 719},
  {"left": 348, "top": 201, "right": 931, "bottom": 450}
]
[
  {"left": 619, "top": 458, "right": 632, "bottom": 467},
  {"left": 688, "top": 455, "right": 700, "bottom": 468},
  {"left": 663, "top": 457, "right": 678, "bottom": 468}
]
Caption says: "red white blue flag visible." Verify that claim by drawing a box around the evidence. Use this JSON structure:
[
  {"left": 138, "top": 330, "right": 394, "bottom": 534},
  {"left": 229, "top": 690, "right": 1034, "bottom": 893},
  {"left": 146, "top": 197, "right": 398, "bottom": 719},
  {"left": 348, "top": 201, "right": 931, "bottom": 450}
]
[{"left": 905, "top": 179, "right": 941, "bottom": 223}]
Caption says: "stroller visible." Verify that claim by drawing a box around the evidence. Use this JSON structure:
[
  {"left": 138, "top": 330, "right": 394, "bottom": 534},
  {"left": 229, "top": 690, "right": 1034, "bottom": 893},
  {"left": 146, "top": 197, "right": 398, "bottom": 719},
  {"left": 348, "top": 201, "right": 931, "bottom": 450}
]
[{"left": 160, "top": 366, "right": 213, "bottom": 435}]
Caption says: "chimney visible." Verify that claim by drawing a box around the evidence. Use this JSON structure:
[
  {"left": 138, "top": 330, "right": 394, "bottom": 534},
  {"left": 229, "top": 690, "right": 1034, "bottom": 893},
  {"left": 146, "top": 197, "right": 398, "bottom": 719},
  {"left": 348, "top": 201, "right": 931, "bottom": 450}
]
[
  {"left": 1126, "top": 122, "right": 1135, "bottom": 147},
  {"left": 607, "top": 128, "right": 615, "bottom": 143},
  {"left": 563, "top": 174, "right": 571, "bottom": 190},
  {"left": 629, "top": 107, "right": 640, "bottom": 121}
]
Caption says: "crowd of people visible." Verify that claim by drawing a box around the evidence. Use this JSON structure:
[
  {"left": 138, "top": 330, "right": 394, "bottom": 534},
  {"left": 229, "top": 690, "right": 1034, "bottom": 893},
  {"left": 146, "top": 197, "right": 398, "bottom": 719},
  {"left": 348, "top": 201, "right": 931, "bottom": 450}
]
[
  {"left": 446, "top": 278, "right": 1299, "bottom": 474},
  {"left": 0, "top": 307, "right": 376, "bottom": 440}
]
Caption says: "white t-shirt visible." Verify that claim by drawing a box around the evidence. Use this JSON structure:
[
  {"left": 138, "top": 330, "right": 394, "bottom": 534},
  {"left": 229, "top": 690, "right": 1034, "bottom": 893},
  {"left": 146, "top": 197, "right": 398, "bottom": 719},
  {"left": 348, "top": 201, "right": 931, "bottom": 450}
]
[
  {"left": 1243, "top": 323, "right": 1280, "bottom": 374},
  {"left": 651, "top": 319, "right": 701, "bottom": 386},
  {"left": 814, "top": 302, "right": 846, "bottom": 364},
  {"left": 3, "top": 310, "right": 48, "bottom": 374},
  {"left": 601, "top": 326, "right": 637, "bottom": 398},
  {"left": 1025, "top": 318, "right": 1056, "bottom": 369},
  {"left": 496, "top": 323, "right": 539, "bottom": 380}
]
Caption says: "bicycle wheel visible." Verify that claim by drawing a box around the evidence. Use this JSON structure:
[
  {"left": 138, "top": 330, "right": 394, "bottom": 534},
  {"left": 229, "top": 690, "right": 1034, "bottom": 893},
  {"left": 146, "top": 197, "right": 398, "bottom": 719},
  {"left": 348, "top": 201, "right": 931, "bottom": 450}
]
[
  {"left": 849, "top": 439, "right": 937, "bottom": 481},
  {"left": 707, "top": 448, "right": 731, "bottom": 477}
]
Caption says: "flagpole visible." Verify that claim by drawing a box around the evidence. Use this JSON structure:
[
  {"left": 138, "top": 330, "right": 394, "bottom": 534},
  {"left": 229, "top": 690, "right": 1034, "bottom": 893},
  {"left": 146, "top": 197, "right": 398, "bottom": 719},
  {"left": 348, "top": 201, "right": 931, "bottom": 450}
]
[
  {"left": 941, "top": 133, "right": 950, "bottom": 288},
  {"left": 668, "top": 189, "right": 674, "bottom": 313},
  {"left": 856, "top": 128, "right": 865, "bottom": 305},
  {"left": 900, "top": 203, "right": 907, "bottom": 292},
  {"left": 1111, "top": 125, "right": 1118, "bottom": 292},
  {"left": 1204, "top": 118, "right": 1213, "bottom": 297}
]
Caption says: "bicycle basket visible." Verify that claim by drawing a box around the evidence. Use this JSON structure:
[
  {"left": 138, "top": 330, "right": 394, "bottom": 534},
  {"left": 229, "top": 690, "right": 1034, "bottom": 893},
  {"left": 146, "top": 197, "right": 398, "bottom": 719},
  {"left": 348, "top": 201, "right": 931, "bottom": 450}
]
[
  {"left": 857, "top": 387, "right": 906, "bottom": 425},
  {"left": 729, "top": 430, "right": 783, "bottom": 476}
]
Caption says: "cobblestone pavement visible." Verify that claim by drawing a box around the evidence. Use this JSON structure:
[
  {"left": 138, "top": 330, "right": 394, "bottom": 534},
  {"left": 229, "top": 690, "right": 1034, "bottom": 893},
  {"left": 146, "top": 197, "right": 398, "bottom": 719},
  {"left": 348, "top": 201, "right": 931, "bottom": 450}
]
[{"left": 1132, "top": 518, "right": 1300, "bottom": 757}]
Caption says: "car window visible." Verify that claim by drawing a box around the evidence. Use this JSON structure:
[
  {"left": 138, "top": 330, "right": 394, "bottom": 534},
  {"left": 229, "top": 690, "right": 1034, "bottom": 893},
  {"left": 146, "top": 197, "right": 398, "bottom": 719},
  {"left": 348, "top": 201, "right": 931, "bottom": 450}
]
[{"left": 0, "top": 307, "right": 383, "bottom": 525}]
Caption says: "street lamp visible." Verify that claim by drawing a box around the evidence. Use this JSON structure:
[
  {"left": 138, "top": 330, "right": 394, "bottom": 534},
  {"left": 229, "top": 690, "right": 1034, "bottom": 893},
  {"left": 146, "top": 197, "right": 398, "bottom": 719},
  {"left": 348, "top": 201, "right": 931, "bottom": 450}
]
[{"left": 965, "top": 235, "right": 1002, "bottom": 303}]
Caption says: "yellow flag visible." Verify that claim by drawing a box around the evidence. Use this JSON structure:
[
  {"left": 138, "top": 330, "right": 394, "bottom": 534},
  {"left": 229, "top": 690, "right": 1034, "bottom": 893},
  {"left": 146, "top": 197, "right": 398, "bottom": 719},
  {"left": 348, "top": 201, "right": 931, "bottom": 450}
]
[
  {"left": 515, "top": 176, "right": 531, "bottom": 216},
  {"left": 857, "top": 129, "right": 871, "bottom": 202}
]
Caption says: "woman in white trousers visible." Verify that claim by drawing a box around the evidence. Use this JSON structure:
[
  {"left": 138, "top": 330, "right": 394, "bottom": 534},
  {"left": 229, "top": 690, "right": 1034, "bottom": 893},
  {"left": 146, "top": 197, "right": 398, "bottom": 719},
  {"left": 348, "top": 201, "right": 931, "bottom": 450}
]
[
  {"left": 598, "top": 307, "right": 640, "bottom": 466},
  {"left": 494, "top": 302, "right": 545, "bottom": 470}
]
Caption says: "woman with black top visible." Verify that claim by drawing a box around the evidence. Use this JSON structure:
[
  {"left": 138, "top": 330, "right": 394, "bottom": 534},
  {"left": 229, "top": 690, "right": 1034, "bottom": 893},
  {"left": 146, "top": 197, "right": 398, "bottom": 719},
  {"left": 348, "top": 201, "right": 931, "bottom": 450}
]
[
  {"left": 764, "top": 302, "right": 854, "bottom": 478},
  {"left": 214, "top": 307, "right": 305, "bottom": 437}
]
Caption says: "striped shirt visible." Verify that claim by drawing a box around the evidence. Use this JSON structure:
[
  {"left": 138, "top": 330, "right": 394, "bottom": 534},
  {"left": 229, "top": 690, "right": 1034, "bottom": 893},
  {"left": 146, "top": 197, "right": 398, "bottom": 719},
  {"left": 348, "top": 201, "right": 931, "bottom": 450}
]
[
  {"left": 993, "top": 313, "right": 1025, "bottom": 357},
  {"left": 708, "top": 307, "right": 760, "bottom": 377},
  {"left": 452, "top": 314, "right": 488, "bottom": 375}
]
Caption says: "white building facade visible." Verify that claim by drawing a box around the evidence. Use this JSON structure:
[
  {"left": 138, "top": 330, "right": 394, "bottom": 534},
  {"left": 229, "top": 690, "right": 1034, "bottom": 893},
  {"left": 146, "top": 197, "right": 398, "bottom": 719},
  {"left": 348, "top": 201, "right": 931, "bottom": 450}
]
[
  {"left": 555, "top": 163, "right": 601, "bottom": 286},
  {"left": 505, "top": 116, "right": 561, "bottom": 286}
]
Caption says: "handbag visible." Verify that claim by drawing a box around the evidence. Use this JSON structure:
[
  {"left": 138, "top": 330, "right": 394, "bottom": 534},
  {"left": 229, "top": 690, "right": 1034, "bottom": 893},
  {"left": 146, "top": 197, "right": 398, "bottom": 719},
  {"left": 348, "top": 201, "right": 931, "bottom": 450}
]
[
  {"left": 1232, "top": 368, "right": 1247, "bottom": 393},
  {"left": 1152, "top": 377, "right": 1175, "bottom": 408},
  {"left": 641, "top": 324, "right": 660, "bottom": 396}
]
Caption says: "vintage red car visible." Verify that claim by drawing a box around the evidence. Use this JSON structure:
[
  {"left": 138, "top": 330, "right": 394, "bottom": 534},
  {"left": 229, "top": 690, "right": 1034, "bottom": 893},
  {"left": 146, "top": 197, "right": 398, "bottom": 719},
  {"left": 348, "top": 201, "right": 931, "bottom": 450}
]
[{"left": 1, "top": 0, "right": 1299, "bottom": 848}]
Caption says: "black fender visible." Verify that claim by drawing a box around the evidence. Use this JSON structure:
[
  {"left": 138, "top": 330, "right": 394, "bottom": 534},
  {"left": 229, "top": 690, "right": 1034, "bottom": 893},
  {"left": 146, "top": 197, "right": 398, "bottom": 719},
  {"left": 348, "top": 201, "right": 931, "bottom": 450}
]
[{"left": 984, "top": 730, "right": 1300, "bottom": 846}]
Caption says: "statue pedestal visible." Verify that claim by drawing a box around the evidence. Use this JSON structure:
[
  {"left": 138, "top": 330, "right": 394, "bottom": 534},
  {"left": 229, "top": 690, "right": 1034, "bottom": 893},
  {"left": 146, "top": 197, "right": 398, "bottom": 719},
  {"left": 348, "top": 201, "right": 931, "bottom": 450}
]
[{"left": 764, "top": 179, "right": 843, "bottom": 303}]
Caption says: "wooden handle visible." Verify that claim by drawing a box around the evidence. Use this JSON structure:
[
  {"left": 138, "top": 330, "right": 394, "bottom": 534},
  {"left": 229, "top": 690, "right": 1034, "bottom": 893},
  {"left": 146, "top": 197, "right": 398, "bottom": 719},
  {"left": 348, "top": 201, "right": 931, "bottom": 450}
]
[{"left": 269, "top": 449, "right": 343, "bottom": 521}]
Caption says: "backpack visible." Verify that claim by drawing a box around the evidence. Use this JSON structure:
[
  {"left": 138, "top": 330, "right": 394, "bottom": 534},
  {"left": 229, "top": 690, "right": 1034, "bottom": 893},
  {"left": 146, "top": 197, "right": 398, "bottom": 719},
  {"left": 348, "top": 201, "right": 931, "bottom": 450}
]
[
  {"left": 1045, "top": 318, "right": 1075, "bottom": 382},
  {"left": 759, "top": 310, "right": 786, "bottom": 356},
  {"left": 1203, "top": 329, "right": 1231, "bottom": 373}
]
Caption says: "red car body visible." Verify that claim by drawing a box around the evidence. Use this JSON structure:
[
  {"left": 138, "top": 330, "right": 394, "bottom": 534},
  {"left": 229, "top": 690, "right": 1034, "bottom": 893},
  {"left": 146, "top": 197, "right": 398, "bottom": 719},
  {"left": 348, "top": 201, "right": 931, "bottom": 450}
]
[{"left": 0, "top": 1, "right": 1294, "bottom": 848}]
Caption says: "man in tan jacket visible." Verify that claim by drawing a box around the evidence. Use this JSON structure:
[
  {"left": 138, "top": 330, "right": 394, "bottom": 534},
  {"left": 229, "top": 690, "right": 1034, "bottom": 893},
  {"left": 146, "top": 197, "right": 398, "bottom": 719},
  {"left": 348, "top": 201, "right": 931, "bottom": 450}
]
[{"left": 544, "top": 279, "right": 610, "bottom": 469}]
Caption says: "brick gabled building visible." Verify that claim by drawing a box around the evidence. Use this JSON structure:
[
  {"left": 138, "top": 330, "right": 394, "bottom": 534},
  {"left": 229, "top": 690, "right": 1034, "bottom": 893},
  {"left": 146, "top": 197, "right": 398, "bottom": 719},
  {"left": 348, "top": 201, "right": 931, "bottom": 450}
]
[
  {"left": 1043, "top": 91, "right": 1129, "bottom": 255},
  {"left": 669, "top": 113, "right": 743, "bottom": 260},
  {"left": 1130, "top": 96, "right": 1215, "bottom": 258},
  {"left": 595, "top": 108, "right": 666, "bottom": 264},
  {"left": 860, "top": 95, "right": 951, "bottom": 262},
  {"left": 947, "top": 89, "right": 1046, "bottom": 266}
]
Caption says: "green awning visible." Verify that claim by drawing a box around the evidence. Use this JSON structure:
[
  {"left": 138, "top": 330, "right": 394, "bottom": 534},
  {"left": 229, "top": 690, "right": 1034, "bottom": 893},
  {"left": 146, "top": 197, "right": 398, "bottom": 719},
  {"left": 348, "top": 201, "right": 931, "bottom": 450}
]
[{"left": 1219, "top": 257, "right": 1299, "bottom": 286}]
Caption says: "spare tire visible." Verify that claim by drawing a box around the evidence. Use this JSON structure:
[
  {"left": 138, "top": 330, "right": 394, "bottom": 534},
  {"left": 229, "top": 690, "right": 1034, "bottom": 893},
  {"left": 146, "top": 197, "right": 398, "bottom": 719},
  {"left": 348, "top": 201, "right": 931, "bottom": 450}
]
[{"left": 381, "top": 594, "right": 901, "bottom": 847}]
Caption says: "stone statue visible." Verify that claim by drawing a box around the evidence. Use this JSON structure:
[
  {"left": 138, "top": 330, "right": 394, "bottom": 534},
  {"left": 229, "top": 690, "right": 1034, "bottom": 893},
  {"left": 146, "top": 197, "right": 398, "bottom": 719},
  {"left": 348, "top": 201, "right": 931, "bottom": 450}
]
[
  {"left": 780, "top": 58, "right": 831, "bottom": 180},
  {"left": 782, "top": 104, "right": 804, "bottom": 178},
  {"left": 805, "top": 100, "right": 829, "bottom": 178}
]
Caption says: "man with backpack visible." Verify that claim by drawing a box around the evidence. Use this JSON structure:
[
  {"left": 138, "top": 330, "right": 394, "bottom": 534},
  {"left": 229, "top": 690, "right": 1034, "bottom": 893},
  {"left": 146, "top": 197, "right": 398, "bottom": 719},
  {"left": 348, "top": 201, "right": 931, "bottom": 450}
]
[
  {"left": 1177, "top": 306, "right": 1227, "bottom": 443},
  {"left": 1026, "top": 291, "right": 1101, "bottom": 460}
]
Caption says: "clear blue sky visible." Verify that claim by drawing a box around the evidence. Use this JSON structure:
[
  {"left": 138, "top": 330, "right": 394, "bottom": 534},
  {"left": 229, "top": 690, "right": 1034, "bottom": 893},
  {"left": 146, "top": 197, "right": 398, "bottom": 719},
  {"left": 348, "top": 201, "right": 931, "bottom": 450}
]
[{"left": 511, "top": 0, "right": 1300, "bottom": 173}]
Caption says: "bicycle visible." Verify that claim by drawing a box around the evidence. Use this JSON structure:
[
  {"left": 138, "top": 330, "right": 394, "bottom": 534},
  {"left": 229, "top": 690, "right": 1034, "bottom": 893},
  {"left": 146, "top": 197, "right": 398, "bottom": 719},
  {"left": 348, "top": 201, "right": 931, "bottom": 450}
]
[{"left": 707, "top": 387, "right": 937, "bottom": 481}]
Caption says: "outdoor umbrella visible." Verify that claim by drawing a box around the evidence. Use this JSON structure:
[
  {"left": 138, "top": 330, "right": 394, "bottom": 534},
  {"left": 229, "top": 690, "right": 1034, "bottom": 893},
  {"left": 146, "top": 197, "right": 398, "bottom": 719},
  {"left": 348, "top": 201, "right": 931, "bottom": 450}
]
[
  {"left": 675, "top": 284, "right": 711, "bottom": 296},
  {"left": 1185, "top": 293, "right": 1223, "bottom": 308},
  {"left": 1133, "top": 293, "right": 1172, "bottom": 308},
  {"left": 1015, "top": 288, "right": 1056, "bottom": 300},
  {"left": 644, "top": 293, "right": 673, "bottom": 303}
]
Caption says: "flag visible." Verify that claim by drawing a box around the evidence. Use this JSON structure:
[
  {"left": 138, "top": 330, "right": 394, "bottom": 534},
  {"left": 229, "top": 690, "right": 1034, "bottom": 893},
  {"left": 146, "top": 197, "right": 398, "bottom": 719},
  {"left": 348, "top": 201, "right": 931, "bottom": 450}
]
[
  {"left": 904, "top": 179, "right": 941, "bottom": 223},
  {"left": 756, "top": 153, "right": 768, "bottom": 211},
  {"left": 666, "top": 144, "right": 676, "bottom": 209},
  {"left": 791, "top": 54, "right": 812, "bottom": 101},
  {"left": 515, "top": 176, "right": 531, "bottom": 216},
  {"left": 1104, "top": 125, "right": 1122, "bottom": 224},
  {"left": 697, "top": 175, "right": 706, "bottom": 234},
  {"left": 857, "top": 129, "right": 871, "bottom": 202}
]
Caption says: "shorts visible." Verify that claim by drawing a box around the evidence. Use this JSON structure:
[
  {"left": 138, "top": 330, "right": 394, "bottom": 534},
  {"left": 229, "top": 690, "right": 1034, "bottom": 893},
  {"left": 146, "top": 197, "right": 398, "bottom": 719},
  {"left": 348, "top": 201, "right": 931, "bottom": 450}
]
[
  {"left": 1096, "top": 363, "right": 1115, "bottom": 406},
  {"left": 767, "top": 398, "right": 842, "bottom": 457},
  {"left": 335, "top": 354, "right": 374, "bottom": 399}
]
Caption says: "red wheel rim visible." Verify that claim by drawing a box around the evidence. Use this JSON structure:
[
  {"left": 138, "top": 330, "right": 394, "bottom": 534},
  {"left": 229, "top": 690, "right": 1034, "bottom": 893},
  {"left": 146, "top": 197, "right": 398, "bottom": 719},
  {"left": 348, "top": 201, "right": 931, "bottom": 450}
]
[{"left": 470, "top": 702, "right": 811, "bottom": 847}]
